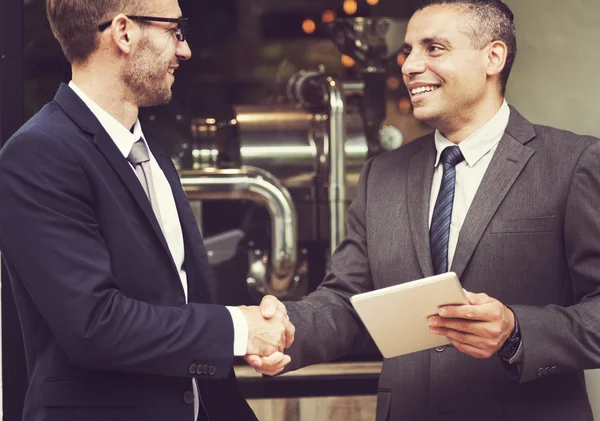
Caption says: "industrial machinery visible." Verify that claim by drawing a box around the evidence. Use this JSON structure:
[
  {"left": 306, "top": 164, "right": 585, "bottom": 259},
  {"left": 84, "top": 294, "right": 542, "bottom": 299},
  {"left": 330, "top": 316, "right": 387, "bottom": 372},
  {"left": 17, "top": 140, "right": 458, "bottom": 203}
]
[{"left": 173, "top": 17, "right": 413, "bottom": 306}]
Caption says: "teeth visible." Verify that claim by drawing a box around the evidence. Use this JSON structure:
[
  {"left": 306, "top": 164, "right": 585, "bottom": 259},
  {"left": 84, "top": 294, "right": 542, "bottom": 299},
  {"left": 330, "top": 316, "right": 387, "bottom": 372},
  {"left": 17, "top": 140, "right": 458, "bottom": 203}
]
[
  {"left": 168, "top": 69, "right": 175, "bottom": 74},
  {"left": 411, "top": 85, "right": 439, "bottom": 95}
]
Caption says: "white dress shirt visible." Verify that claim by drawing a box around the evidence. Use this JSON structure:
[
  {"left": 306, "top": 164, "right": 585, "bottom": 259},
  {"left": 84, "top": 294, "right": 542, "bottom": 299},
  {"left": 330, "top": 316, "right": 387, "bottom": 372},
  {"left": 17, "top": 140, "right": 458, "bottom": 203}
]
[
  {"left": 69, "top": 82, "right": 248, "bottom": 420},
  {"left": 428, "top": 100, "right": 510, "bottom": 268}
]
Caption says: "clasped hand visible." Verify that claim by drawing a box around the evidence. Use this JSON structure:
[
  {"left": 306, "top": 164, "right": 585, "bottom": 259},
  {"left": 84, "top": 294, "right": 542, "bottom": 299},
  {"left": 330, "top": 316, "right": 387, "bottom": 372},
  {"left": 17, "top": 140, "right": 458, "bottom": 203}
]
[
  {"left": 428, "top": 290, "right": 515, "bottom": 359},
  {"left": 240, "top": 296, "right": 295, "bottom": 376}
]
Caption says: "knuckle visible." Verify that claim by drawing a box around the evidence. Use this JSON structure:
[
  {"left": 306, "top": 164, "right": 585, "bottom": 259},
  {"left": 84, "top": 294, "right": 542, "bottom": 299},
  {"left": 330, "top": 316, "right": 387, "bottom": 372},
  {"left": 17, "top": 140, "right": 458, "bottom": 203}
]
[
  {"left": 457, "top": 321, "right": 469, "bottom": 332},
  {"left": 491, "top": 325, "right": 502, "bottom": 337}
]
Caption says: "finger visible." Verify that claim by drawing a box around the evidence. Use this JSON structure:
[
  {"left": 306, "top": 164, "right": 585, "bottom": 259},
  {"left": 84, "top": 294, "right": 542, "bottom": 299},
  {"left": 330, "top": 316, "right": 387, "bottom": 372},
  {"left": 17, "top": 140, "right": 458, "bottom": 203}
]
[
  {"left": 244, "top": 355, "right": 263, "bottom": 368},
  {"left": 447, "top": 338, "right": 495, "bottom": 359},
  {"left": 258, "top": 366, "right": 285, "bottom": 376},
  {"left": 465, "top": 291, "right": 492, "bottom": 306},
  {"left": 429, "top": 317, "right": 484, "bottom": 336},
  {"left": 265, "top": 353, "right": 291, "bottom": 368},
  {"left": 277, "top": 300, "right": 288, "bottom": 317},
  {"left": 439, "top": 302, "right": 499, "bottom": 322},
  {"left": 260, "top": 352, "right": 285, "bottom": 367},
  {"left": 430, "top": 316, "right": 504, "bottom": 339},
  {"left": 260, "top": 295, "right": 279, "bottom": 318},
  {"left": 254, "top": 354, "right": 290, "bottom": 376},
  {"left": 431, "top": 326, "right": 500, "bottom": 352},
  {"left": 284, "top": 318, "right": 295, "bottom": 348}
]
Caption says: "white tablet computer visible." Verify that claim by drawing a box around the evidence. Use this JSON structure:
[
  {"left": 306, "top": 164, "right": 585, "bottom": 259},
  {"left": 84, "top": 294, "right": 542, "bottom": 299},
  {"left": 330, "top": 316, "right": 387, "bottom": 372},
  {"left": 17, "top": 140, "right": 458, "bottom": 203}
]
[{"left": 350, "top": 272, "right": 468, "bottom": 358}]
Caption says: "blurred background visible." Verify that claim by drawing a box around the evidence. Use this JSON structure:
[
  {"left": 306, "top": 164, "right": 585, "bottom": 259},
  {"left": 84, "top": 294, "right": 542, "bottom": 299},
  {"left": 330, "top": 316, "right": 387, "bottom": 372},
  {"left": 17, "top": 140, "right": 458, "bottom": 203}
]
[{"left": 2, "top": 0, "right": 600, "bottom": 420}]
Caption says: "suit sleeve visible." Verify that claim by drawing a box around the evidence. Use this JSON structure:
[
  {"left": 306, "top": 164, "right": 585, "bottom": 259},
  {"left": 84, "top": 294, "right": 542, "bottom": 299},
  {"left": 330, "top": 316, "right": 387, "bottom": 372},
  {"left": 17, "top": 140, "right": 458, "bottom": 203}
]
[
  {"left": 283, "top": 158, "right": 375, "bottom": 371},
  {"left": 0, "top": 129, "right": 234, "bottom": 379},
  {"left": 511, "top": 139, "right": 600, "bottom": 383}
]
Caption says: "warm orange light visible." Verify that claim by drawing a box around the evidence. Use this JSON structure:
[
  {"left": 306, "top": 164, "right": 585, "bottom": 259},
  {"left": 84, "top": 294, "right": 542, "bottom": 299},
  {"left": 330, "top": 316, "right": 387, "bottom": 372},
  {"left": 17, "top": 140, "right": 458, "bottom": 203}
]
[
  {"left": 366, "top": 0, "right": 379, "bottom": 5},
  {"left": 302, "top": 19, "right": 316, "bottom": 34},
  {"left": 397, "top": 52, "right": 406, "bottom": 67},
  {"left": 399, "top": 97, "right": 412, "bottom": 114},
  {"left": 341, "top": 54, "right": 356, "bottom": 67},
  {"left": 343, "top": 0, "right": 358, "bottom": 15},
  {"left": 322, "top": 10, "right": 336, "bottom": 23},
  {"left": 386, "top": 76, "right": 400, "bottom": 90}
]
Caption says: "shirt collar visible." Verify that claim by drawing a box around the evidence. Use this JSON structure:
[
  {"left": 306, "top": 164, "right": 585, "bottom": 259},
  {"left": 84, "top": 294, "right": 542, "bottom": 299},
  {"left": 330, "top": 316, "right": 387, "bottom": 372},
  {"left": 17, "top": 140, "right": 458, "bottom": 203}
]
[
  {"left": 68, "top": 81, "right": 147, "bottom": 159},
  {"left": 434, "top": 100, "right": 510, "bottom": 167}
]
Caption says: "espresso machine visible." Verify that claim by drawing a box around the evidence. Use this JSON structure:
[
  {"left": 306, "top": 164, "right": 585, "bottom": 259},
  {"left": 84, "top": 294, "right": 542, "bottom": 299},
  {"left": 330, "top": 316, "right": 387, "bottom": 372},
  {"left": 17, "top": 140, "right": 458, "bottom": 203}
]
[{"left": 174, "top": 17, "right": 409, "bottom": 306}]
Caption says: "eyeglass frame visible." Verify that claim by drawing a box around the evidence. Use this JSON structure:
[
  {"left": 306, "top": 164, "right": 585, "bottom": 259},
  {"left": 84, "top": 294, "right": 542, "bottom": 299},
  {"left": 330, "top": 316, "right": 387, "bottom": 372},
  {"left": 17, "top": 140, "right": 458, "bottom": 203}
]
[{"left": 98, "top": 16, "right": 189, "bottom": 42}]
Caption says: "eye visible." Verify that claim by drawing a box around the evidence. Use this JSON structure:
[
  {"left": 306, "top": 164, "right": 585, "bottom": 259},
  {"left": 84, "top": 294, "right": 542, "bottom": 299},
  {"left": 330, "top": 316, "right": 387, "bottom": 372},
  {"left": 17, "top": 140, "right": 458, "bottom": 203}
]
[
  {"left": 402, "top": 50, "right": 412, "bottom": 58},
  {"left": 429, "top": 45, "right": 445, "bottom": 54}
]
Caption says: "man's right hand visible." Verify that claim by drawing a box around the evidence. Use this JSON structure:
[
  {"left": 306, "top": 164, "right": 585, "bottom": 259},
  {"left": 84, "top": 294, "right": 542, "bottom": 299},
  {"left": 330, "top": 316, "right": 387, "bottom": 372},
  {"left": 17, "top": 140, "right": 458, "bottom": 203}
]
[
  {"left": 239, "top": 296, "right": 293, "bottom": 356},
  {"left": 243, "top": 296, "right": 295, "bottom": 375}
]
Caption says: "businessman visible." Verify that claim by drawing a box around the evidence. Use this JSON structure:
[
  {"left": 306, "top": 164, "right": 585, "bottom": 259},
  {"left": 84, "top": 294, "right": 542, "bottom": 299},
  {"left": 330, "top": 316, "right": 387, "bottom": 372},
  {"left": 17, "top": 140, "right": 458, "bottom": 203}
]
[
  {"left": 248, "top": 1, "right": 600, "bottom": 420},
  {"left": 0, "top": 0, "right": 292, "bottom": 420}
]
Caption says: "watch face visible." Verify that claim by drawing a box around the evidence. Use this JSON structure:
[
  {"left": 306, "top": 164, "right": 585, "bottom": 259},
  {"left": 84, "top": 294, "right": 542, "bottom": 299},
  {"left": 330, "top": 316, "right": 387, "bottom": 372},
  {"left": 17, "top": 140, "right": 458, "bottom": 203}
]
[{"left": 500, "top": 340, "right": 520, "bottom": 360}]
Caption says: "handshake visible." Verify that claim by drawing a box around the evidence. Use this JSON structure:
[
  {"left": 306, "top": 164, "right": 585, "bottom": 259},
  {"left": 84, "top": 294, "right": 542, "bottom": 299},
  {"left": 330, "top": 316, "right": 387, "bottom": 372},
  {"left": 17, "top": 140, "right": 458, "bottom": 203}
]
[{"left": 239, "top": 296, "right": 295, "bottom": 376}]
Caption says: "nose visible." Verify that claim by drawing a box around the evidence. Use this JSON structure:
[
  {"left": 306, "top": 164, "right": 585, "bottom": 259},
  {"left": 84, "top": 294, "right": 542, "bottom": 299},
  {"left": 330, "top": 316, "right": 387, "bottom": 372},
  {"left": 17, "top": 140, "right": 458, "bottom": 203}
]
[
  {"left": 176, "top": 40, "right": 192, "bottom": 61},
  {"left": 401, "top": 51, "right": 426, "bottom": 77}
]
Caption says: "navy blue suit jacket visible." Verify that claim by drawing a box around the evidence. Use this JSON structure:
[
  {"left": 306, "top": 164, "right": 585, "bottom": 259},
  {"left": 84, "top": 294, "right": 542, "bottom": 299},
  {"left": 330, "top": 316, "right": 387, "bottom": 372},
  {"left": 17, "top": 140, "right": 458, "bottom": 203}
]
[{"left": 0, "top": 84, "right": 257, "bottom": 421}]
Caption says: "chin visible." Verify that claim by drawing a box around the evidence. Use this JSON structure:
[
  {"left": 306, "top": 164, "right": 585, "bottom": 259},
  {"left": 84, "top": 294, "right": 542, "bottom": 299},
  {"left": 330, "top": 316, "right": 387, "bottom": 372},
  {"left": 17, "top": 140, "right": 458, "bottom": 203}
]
[
  {"left": 412, "top": 106, "right": 438, "bottom": 124},
  {"left": 140, "top": 90, "right": 172, "bottom": 108}
]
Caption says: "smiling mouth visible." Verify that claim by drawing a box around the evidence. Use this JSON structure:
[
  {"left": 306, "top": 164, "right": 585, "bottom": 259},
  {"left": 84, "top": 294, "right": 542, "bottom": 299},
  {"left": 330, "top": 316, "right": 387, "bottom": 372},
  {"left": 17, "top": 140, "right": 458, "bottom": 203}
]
[{"left": 411, "top": 85, "right": 441, "bottom": 96}]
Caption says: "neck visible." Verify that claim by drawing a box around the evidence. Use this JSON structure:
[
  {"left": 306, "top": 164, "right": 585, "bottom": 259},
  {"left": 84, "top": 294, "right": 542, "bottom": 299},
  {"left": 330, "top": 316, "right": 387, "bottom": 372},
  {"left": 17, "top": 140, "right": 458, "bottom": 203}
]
[
  {"left": 72, "top": 63, "right": 139, "bottom": 130},
  {"left": 438, "top": 96, "right": 504, "bottom": 144}
]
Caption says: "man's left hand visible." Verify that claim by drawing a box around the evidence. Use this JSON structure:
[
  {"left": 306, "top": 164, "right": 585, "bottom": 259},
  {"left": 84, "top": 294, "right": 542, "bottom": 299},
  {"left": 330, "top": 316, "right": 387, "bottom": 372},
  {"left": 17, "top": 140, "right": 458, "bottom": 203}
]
[{"left": 428, "top": 290, "right": 514, "bottom": 359}]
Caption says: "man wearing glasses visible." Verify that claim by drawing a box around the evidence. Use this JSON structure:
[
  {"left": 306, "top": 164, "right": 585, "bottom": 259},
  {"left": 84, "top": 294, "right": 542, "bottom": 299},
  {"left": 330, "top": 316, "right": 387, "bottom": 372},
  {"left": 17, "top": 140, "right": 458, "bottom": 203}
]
[{"left": 0, "top": 0, "right": 294, "bottom": 420}]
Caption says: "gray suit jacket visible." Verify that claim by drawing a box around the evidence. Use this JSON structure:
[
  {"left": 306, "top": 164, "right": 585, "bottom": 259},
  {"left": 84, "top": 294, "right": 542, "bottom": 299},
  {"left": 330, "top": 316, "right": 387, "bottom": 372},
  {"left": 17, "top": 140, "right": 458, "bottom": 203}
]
[{"left": 284, "top": 107, "right": 600, "bottom": 421}]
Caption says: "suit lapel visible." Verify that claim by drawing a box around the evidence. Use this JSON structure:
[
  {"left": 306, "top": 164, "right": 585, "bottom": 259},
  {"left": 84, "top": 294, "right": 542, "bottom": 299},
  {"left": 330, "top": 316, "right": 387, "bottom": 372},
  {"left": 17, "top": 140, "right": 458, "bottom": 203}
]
[
  {"left": 93, "top": 131, "right": 175, "bottom": 266},
  {"left": 53, "top": 84, "right": 177, "bottom": 275},
  {"left": 450, "top": 109, "right": 536, "bottom": 278},
  {"left": 148, "top": 139, "right": 214, "bottom": 304},
  {"left": 407, "top": 136, "right": 436, "bottom": 278}
]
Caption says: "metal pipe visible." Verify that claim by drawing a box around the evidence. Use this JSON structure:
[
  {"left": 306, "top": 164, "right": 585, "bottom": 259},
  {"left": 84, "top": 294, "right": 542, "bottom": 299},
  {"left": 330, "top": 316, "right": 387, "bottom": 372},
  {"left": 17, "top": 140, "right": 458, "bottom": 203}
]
[
  {"left": 341, "top": 81, "right": 365, "bottom": 97},
  {"left": 326, "top": 77, "right": 347, "bottom": 253},
  {"left": 180, "top": 166, "right": 297, "bottom": 296}
]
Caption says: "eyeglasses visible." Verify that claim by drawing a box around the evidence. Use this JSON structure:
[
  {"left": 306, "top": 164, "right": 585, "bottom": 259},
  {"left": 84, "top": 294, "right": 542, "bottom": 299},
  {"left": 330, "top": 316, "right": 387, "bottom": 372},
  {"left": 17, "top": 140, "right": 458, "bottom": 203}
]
[{"left": 98, "top": 16, "right": 189, "bottom": 42}]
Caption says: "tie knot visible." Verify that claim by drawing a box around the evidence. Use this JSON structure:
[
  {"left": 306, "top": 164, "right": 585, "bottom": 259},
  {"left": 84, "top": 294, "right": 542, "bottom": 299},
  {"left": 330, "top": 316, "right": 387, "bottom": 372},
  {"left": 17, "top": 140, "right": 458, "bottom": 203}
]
[
  {"left": 440, "top": 146, "right": 464, "bottom": 167},
  {"left": 127, "top": 139, "right": 150, "bottom": 166}
]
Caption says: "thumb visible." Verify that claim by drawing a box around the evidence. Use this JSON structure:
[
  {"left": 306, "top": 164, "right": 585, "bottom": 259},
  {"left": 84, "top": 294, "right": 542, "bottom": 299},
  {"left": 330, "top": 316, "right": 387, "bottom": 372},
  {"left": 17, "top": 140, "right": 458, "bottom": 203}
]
[{"left": 260, "top": 295, "right": 278, "bottom": 318}]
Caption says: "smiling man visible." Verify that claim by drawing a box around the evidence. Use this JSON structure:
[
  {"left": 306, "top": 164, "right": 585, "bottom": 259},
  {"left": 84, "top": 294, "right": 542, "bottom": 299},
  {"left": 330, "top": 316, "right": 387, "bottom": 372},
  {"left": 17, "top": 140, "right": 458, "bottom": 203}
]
[
  {"left": 249, "top": 1, "right": 600, "bottom": 420},
  {"left": 0, "top": 0, "right": 295, "bottom": 421}
]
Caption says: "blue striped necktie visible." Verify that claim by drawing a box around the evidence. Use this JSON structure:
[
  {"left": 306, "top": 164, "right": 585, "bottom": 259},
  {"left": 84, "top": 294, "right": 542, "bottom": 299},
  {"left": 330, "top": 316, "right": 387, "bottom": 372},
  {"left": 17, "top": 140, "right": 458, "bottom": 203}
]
[{"left": 430, "top": 145, "right": 464, "bottom": 275}]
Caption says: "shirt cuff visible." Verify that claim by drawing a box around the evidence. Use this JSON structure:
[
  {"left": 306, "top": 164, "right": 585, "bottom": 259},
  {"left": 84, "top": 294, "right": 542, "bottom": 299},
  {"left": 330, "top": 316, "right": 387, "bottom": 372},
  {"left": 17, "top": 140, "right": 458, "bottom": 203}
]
[{"left": 226, "top": 306, "right": 248, "bottom": 356}]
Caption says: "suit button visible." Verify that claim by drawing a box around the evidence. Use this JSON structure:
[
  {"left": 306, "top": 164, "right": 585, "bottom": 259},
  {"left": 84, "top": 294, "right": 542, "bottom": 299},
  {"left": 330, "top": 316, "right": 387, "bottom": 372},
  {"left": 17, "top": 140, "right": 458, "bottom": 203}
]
[
  {"left": 183, "top": 390, "right": 194, "bottom": 404},
  {"left": 536, "top": 367, "right": 545, "bottom": 377},
  {"left": 434, "top": 346, "right": 446, "bottom": 352},
  {"left": 189, "top": 363, "right": 197, "bottom": 375},
  {"left": 197, "top": 364, "right": 208, "bottom": 375},
  {"left": 209, "top": 364, "right": 217, "bottom": 376},
  {"left": 550, "top": 366, "right": 558, "bottom": 374}
]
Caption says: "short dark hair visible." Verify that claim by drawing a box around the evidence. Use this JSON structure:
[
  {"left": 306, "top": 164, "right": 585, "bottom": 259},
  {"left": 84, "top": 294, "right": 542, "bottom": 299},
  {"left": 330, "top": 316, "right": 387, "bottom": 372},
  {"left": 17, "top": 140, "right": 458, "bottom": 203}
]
[
  {"left": 46, "top": 0, "right": 148, "bottom": 64},
  {"left": 418, "top": 0, "right": 517, "bottom": 95}
]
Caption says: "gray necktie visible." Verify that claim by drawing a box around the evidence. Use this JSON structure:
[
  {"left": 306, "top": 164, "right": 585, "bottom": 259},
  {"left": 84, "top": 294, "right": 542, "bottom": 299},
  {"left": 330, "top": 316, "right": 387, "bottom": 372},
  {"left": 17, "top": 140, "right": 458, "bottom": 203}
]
[
  {"left": 127, "top": 139, "right": 163, "bottom": 226},
  {"left": 430, "top": 145, "right": 465, "bottom": 274}
]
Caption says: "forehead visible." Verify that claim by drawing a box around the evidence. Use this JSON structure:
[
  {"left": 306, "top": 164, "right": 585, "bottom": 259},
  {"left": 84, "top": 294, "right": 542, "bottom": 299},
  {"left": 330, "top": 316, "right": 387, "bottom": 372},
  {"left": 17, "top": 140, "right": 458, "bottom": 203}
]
[{"left": 404, "top": 5, "right": 472, "bottom": 46}]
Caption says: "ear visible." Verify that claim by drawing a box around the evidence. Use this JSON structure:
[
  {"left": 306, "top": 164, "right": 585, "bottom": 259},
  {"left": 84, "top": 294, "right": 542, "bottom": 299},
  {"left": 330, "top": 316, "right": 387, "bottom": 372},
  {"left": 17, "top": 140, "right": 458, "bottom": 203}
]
[
  {"left": 109, "top": 14, "right": 139, "bottom": 55},
  {"left": 486, "top": 40, "right": 508, "bottom": 78}
]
